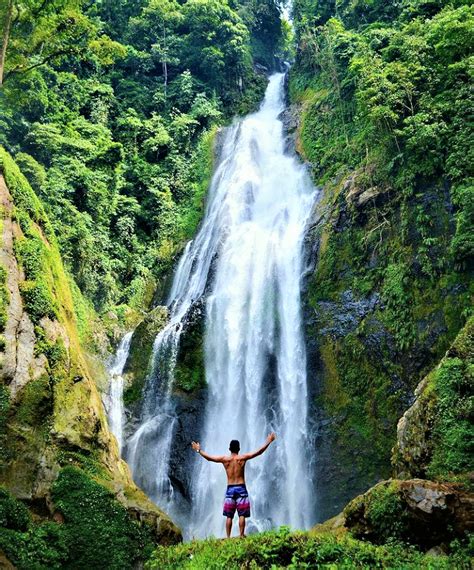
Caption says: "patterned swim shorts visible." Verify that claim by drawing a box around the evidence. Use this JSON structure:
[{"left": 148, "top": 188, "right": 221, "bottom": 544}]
[{"left": 223, "top": 484, "right": 251, "bottom": 518}]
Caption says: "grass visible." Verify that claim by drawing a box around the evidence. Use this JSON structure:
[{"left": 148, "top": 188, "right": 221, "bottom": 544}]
[{"left": 145, "top": 527, "right": 472, "bottom": 569}]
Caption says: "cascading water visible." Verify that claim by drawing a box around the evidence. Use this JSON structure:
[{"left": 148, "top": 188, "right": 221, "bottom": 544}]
[
  {"left": 125, "top": 72, "right": 318, "bottom": 538},
  {"left": 104, "top": 332, "right": 133, "bottom": 454}
]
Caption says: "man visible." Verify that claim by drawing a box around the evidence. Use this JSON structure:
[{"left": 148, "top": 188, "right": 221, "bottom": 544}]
[{"left": 191, "top": 433, "right": 276, "bottom": 538}]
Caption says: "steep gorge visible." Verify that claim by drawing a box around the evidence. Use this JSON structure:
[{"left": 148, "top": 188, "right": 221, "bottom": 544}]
[{"left": 0, "top": 0, "right": 473, "bottom": 567}]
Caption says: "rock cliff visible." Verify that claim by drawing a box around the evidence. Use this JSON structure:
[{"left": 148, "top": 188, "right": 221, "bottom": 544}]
[{"left": 0, "top": 149, "right": 181, "bottom": 562}]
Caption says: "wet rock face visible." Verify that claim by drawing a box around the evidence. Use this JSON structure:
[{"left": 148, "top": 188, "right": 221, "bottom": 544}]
[
  {"left": 344, "top": 479, "right": 474, "bottom": 549},
  {"left": 167, "top": 300, "right": 207, "bottom": 510},
  {"left": 126, "top": 495, "right": 182, "bottom": 545},
  {"left": 299, "top": 166, "right": 471, "bottom": 526},
  {"left": 167, "top": 388, "right": 206, "bottom": 512},
  {"left": 315, "top": 290, "right": 381, "bottom": 339},
  {"left": 123, "top": 306, "right": 169, "bottom": 413}
]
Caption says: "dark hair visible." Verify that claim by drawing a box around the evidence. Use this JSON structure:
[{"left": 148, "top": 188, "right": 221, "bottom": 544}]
[{"left": 229, "top": 440, "right": 240, "bottom": 453}]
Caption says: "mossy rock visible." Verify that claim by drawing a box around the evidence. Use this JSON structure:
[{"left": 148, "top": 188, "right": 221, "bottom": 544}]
[
  {"left": 123, "top": 306, "right": 169, "bottom": 407},
  {"left": 344, "top": 479, "right": 474, "bottom": 549},
  {"left": 393, "top": 317, "right": 474, "bottom": 482},
  {"left": 174, "top": 302, "right": 206, "bottom": 394},
  {"left": 0, "top": 468, "right": 180, "bottom": 570}
]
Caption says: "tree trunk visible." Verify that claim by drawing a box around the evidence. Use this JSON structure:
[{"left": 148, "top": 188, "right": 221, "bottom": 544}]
[{"left": 0, "top": 0, "right": 14, "bottom": 87}]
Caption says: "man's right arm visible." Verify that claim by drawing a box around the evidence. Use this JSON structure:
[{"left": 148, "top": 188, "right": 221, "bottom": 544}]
[{"left": 241, "top": 433, "right": 276, "bottom": 461}]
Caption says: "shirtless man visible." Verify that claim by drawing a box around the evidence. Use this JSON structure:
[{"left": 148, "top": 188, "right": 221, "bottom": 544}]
[{"left": 191, "top": 433, "right": 276, "bottom": 538}]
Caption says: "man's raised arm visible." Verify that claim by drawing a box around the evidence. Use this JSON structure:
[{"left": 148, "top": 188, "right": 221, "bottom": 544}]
[
  {"left": 191, "top": 441, "right": 224, "bottom": 463},
  {"left": 242, "top": 432, "right": 276, "bottom": 461}
]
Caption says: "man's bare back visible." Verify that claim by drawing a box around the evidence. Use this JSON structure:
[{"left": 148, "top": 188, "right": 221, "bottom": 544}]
[
  {"left": 191, "top": 433, "right": 276, "bottom": 537},
  {"left": 222, "top": 454, "right": 247, "bottom": 485}
]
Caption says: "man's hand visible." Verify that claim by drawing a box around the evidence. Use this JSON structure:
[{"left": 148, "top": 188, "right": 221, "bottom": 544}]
[
  {"left": 191, "top": 442, "right": 224, "bottom": 463},
  {"left": 243, "top": 432, "right": 276, "bottom": 461}
]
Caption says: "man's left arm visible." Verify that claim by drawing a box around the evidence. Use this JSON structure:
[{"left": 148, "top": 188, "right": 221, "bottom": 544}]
[{"left": 191, "top": 441, "right": 224, "bottom": 463}]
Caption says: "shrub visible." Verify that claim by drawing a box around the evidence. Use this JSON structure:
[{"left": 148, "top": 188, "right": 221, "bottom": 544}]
[
  {"left": 364, "top": 483, "right": 407, "bottom": 543},
  {"left": 427, "top": 353, "right": 474, "bottom": 480},
  {"left": 0, "top": 487, "right": 30, "bottom": 532},
  {"left": 51, "top": 466, "right": 153, "bottom": 569},
  {"left": 145, "top": 527, "right": 468, "bottom": 569},
  {"left": 19, "top": 280, "right": 56, "bottom": 323}
]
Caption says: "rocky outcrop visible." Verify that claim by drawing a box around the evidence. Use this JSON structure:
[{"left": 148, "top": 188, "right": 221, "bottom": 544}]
[
  {"left": 0, "top": 176, "right": 46, "bottom": 400},
  {"left": 393, "top": 376, "right": 436, "bottom": 479},
  {"left": 393, "top": 317, "right": 474, "bottom": 480},
  {"left": 123, "top": 305, "right": 169, "bottom": 409},
  {"left": 344, "top": 172, "right": 391, "bottom": 209},
  {"left": 344, "top": 479, "right": 474, "bottom": 549},
  {"left": 314, "top": 320, "right": 474, "bottom": 552}
]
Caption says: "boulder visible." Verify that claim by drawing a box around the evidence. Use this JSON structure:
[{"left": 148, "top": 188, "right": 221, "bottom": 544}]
[
  {"left": 344, "top": 479, "right": 474, "bottom": 549},
  {"left": 392, "top": 317, "right": 474, "bottom": 480},
  {"left": 344, "top": 171, "right": 391, "bottom": 208}
]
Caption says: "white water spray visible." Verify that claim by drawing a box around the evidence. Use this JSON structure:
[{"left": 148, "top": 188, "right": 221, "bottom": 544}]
[
  {"left": 126, "top": 73, "right": 318, "bottom": 538},
  {"left": 190, "top": 73, "right": 316, "bottom": 537},
  {"left": 104, "top": 332, "right": 132, "bottom": 454}
]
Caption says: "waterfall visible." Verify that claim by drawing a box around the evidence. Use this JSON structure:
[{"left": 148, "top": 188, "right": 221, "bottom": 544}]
[
  {"left": 104, "top": 332, "right": 133, "bottom": 454},
  {"left": 125, "top": 72, "right": 318, "bottom": 538}
]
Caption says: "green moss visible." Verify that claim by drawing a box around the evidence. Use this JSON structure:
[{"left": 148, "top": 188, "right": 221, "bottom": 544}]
[
  {"left": 56, "top": 450, "right": 109, "bottom": 479},
  {"left": 0, "top": 523, "right": 69, "bottom": 570},
  {"left": 51, "top": 466, "right": 153, "bottom": 569},
  {"left": 0, "top": 148, "right": 53, "bottom": 239},
  {"left": 124, "top": 307, "right": 168, "bottom": 406},
  {"left": 14, "top": 235, "right": 46, "bottom": 280},
  {"left": 34, "top": 326, "right": 67, "bottom": 369},
  {"left": 174, "top": 312, "right": 206, "bottom": 394},
  {"left": 19, "top": 280, "right": 57, "bottom": 324},
  {"left": 15, "top": 374, "right": 53, "bottom": 428},
  {"left": 363, "top": 483, "right": 406, "bottom": 543},
  {"left": 68, "top": 276, "right": 102, "bottom": 348},
  {"left": 0, "top": 487, "right": 30, "bottom": 532},
  {"left": 317, "top": 332, "right": 402, "bottom": 481},
  {"left": 380, "top": 262, "right": 416, "bottom": 350},
  {"left": 426, "top": 330, "right": 474, "bottom": 480},
  {"left": 0, "top": 385, "right": 10, "bottom": 464},
  {"left": 0, "top": 473, "right": 154, "bottom": 570}
]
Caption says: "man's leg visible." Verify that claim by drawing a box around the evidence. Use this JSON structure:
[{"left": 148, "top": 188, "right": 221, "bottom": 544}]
[
  {"left": 239, "top": 516, "right": 246, "bottom": 537},
  {"left": 226, "top": 517, "right": 233, "bottom": 538}
]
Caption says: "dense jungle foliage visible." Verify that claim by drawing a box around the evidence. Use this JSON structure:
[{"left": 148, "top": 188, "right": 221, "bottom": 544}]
[
  {"left": 290, "top": 0, "right": 473, "bottom": 492},
  {"left": 0, "top": 0, "right": 287, "bottom": 323}
]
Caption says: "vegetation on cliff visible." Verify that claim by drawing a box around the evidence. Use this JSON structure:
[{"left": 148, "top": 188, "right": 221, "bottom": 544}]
[
  {"left": 290, "top": 0, "right": 473, "bottom": 506},
  {"left": 393, "top": 316, "right": 474, "bottom": 483},
  {"left": 0, "top": 0, "right": 472, "bottom": 566}
]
